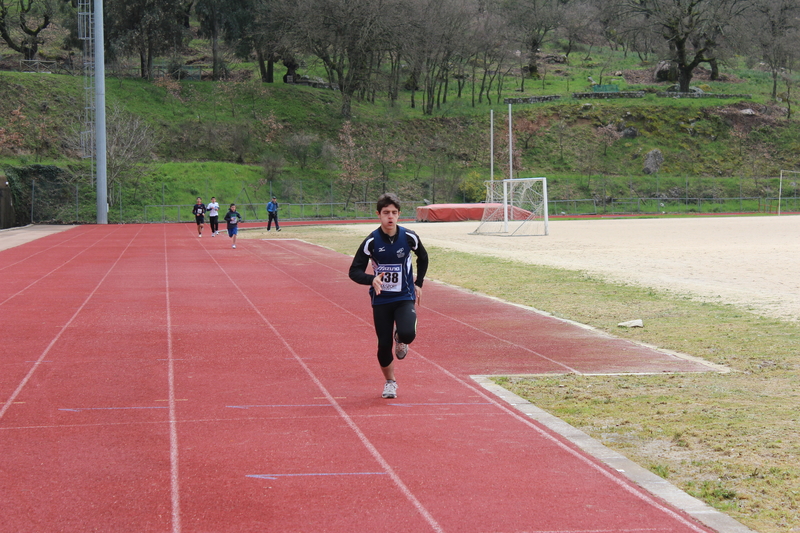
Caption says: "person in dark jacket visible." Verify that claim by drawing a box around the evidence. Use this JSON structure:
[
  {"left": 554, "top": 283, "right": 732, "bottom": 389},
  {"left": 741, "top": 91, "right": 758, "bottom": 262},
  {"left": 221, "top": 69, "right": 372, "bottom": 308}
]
[
  {"left": 223, "top": 204, "right": 243, "bottom": 248},
  {"left": 348, "top": 193, "right": 428, "bottom": 399},
  {"left": 266, "top": 196, "right": 281, "bottom": 231},
  {"left": 192, "top": 197, "right": 206, "bottom": 237}
]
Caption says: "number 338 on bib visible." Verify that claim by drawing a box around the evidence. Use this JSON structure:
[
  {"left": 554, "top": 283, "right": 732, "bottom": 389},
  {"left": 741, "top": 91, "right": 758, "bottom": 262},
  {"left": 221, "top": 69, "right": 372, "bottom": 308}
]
[{"left": 375, "top": 264, "right": 402, "bottom": 292}]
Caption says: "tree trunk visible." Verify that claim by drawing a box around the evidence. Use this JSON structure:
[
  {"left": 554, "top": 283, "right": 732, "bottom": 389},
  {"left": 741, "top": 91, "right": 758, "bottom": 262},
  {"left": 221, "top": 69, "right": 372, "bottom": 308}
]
[
  {"left": 678, "top": 65, "right": 693, "bottom": 92},
  {"left": 340, "top": 92, "right": 352, "bottom": 118},
  {"left": 23, "top": 42, "right": 38, "bottom": 61},
  {"left": 257, "top": 50, "right": 268, "bottom": 82},
  {"left": 772, "top": 71, "right": 779, "bottom": 100},
  {"left": 140, "top": 51, "right": 148, "bottom": 79},
  {"left": 211, "top": 14, "right": 221, "bottom": 81},
  {"left": 709, "top": 58, "right": 719, "bottom": 80}
]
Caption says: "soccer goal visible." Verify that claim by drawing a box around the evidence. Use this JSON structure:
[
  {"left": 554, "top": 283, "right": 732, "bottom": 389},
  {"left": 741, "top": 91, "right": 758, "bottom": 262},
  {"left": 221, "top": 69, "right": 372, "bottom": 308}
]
[{"left": 471, "top": 177, "right": 549, "bottom": 236}]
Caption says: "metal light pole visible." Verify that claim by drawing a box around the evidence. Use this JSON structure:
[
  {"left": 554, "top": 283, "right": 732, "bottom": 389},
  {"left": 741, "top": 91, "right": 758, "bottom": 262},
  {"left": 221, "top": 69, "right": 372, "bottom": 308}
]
[{"left": 94, "top": 0, "right": 107, "bottom": 224}]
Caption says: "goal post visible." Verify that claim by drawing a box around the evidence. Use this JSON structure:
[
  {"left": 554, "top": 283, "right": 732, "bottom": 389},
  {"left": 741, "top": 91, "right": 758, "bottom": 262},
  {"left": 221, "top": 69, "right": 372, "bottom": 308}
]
[{"left": 471, "top": 177, "right": 549, "bottom": 236}]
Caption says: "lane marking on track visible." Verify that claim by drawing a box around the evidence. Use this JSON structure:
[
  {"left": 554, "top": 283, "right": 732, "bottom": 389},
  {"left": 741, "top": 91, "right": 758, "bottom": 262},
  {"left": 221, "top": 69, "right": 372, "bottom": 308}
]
[
  {"left": 198, "top": 240, "right": 446, "bottom": 533},
  {"left": 0, "top": 226, "right": 140, "bottom": 424},
  {"left": 254, "top": 239, "right": 581, "bottom": 373},
  {"left": 0, "top": 226, "right": 88, "bottom": 273},
  {"left": 247, "top": 472, "right": 387, "bottom": 481},
  {"left": 226, "top": 404, "right": 334, "bottom": 409},
  {"left": 164, "top": 227, "right": 183, "bottom": 533},
  {"left": 415, "top": 358, "right": 714, "bottom": 533},
  {"left": 387, "top": 402, "right": 493, "bottom": 407},
  {"left": 249, "top": 240, "right": 715, "bottom": 533},
  {"left": 0, "top": 226, "right": 121, "bottom": 309},
  {"left": 58, "top": 406, "right": 169, "bottom": 412}
]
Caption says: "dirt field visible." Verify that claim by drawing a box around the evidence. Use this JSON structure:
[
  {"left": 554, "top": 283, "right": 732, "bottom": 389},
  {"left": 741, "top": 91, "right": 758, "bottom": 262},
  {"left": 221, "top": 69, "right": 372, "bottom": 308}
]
[{"left": 338, "top": 215, "right": 800, "bottom": 322}]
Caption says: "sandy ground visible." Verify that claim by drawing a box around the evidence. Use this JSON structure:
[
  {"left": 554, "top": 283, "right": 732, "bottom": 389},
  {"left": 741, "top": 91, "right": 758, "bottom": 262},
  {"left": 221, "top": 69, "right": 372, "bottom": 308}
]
[
  {"left": 0, "top": 225, "right": 75, "bottom": 252},
  {"left": 339, "top": 215, "right": 800, "bottom": 322}
]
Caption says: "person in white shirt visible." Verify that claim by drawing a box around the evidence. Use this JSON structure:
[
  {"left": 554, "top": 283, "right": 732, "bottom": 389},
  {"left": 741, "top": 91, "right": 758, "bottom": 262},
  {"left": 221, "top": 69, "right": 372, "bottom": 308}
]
[{"left": 207, "top": 196, "right": 220, "bottom": 235}]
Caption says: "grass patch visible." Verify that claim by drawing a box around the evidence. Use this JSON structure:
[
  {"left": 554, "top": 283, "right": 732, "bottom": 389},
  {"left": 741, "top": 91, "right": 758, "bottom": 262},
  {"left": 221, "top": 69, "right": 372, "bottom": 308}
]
[{"left": 243, "top": 223, "right": 800, "bottom": 533}]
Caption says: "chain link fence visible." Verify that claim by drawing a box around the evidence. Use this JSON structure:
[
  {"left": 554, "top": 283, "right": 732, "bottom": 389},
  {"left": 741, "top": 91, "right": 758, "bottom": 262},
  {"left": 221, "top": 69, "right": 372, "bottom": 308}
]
[{"left": 4, "top": 165, "right": 799, "bottom": 227}]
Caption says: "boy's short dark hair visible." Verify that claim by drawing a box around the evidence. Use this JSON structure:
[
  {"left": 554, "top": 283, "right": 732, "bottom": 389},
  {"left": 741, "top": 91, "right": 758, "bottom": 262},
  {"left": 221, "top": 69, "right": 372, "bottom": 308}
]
[
  {"left": 376, "top": 193, "right": 401, "bottom": 213},
  {"left": 230, "top": 203, "right": 236, "bottom": 207}
]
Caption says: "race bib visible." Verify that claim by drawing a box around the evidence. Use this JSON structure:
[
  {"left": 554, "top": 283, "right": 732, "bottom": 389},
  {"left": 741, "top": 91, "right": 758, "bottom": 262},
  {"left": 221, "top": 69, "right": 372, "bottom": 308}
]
[
  {"left": 375, "top": 264, "right": 402, "bottom": 292},
  {"left": 230, "top": 217, "right": 238, "bottom": 224}
]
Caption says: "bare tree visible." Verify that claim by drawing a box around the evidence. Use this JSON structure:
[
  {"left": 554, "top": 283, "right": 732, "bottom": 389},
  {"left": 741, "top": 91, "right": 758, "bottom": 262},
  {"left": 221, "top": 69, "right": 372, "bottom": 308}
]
[
  {"left": 105, "top": 0, "right": 189, "bottom": 79},
  {"left": 336, "top": 121, "right": 369, "bottom": 210},
  {"left": 748, "top": 0, "right": 800, "bottom": 99},
  {"left": 502, "top": 0, "right": 563, "bottom": 78},
  {"left": 402, "top": 0, "right": 475, "bottom": 115},
  {"left": 0, "top": 0, "right": 73, "bottom": 60},
  {"left": 559, "top": 1, "right": 601, "bottom": 59},
  {"left": 288, "top": 0, "right": 400, "bottom": 118},
  {"left": 284, "top": 132, "right": 323, "bottom": 170},
  {"left": 102, "top": 105, "right": 161, "bottom": 204},
  {"left": 362, "top": 125, "right": 404, "bottom": 193},
  {"left": 614, "top": 0, "right": 753, "bottom": 92},
  {"left": 472, "top": 6, "right": 513, "bottom": 106}
]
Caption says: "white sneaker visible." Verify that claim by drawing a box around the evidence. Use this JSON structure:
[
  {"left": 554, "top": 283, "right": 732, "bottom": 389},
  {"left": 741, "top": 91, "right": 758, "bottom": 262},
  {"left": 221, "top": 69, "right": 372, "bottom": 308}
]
[
  {"left": 382, "top": 380, "right": 397, "bottom": 399},
  {"left": 232, "top": 244, "right": 236, "bottom": 248},
  {"left": 394, "top": 331, "right": 408, "bottom": 360}
]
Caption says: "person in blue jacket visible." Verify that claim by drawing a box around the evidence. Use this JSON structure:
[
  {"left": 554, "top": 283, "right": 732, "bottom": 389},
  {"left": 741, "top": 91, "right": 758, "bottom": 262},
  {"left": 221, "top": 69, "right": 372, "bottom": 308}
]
[
  {"left": 266, "top": 196, "right": 281, "bottom": 231},
  {"left": 348, "top": 193, "right": 428, "bottom": 399}
]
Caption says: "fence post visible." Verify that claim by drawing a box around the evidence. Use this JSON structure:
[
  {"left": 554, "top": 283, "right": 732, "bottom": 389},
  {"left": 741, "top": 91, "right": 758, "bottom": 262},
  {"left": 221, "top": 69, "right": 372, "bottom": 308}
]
[{"left": 31, "top": 180, "right": 35, "bottom": 223}]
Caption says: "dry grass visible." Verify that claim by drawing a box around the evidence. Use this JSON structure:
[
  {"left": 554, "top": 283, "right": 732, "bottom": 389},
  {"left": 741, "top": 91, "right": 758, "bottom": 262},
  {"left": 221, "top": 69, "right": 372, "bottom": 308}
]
[{"left": 243, "top": 225, "right": 800, "bottom": 533}]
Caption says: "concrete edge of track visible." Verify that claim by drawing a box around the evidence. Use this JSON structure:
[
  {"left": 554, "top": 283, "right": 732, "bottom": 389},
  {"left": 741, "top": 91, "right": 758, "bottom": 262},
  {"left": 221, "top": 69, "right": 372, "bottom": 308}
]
[
  {"left": 473, "top": 375, "right": 757, "bottom": 533},
  {"left": 0, "top": 224, "right": 77, "bottom": 251}
]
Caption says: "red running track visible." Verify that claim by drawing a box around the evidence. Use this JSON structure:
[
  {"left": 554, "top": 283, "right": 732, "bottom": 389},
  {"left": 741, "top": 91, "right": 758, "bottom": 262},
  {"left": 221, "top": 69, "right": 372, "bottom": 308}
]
[{"left": 0, "top": 224, "right": 729, "bottom": 533}]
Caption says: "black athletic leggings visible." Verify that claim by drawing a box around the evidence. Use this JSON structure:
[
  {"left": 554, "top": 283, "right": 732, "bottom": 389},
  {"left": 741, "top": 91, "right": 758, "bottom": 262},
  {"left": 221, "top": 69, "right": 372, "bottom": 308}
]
[
  {"left": 372, "top": 299, "right": 417, "bottom": 367},
  {"left": 209, "top": 216, "right": 219, "bottom": 233}
]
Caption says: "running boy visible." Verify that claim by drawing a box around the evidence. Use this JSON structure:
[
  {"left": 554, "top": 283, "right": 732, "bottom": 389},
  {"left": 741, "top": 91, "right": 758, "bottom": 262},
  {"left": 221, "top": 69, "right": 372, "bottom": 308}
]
[
  {"left": 349, "top": 193, "right": 428, "bottom": 399},
  {"left": 223, "top": 203, "right": 243, "bottom": 248},
  {"left": 207, "top": 196, "right": 220, "bottom": 236},
  {"left": 192, "top": 197, "right": 206, "bottom": 237}
]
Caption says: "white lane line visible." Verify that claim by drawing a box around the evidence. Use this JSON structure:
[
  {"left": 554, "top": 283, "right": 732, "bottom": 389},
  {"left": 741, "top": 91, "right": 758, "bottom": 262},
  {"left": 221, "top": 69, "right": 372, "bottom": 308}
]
[
  {"left": 0, "top": 226, "right": 87, "bottom": 273},
  {"left": 0, "top": 226, "right": 120, "bottom": 308},
  {"left": 0, "top": 226, "right": 140, "bottom": 423},
  {"left": 202, "top": 244, "right": 446, "bottom": 533},
  {"left": 261, "top": 239, "right": 580, "bottom": 373},
  {"left": 163, "top": 227, "right": 183, "bottom": 533},
  {"left": 253, "top": 240, "right": 714, "bottom": 532}
]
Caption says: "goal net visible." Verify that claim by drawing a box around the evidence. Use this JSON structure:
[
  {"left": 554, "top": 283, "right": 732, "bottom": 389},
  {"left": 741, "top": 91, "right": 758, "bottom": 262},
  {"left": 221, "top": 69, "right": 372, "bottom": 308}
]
[{"left": 471, "top": 177, "right": 549, "bottom": 236}]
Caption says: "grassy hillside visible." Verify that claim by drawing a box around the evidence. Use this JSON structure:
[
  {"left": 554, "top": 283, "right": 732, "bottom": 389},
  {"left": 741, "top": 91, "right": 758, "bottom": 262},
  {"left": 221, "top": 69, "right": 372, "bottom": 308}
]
[{"left": 2, "top": 45, "right": 799, "bottom": 223}]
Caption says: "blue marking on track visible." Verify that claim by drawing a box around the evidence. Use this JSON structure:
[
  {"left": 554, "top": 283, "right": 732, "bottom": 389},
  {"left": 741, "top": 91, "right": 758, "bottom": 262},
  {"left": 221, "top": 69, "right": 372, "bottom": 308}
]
[
  {"left": 247, "top": 472, "right": 387, "bottom": 481},
  {"left": 226, "top": 404, "right": 333, "bottom": 409},
  {"left": 388, "top": 402, "right": 493, "bottom": 407},
  {"left": 59, "top": 406, "right": 169, "bottom": 412}
]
